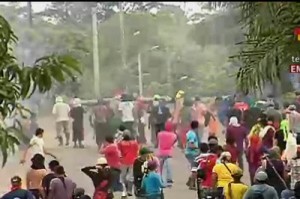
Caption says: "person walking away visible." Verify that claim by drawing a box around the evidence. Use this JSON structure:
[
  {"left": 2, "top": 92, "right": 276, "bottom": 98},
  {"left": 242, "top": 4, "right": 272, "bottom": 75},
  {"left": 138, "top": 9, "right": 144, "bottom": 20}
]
[
  {"left": 243, "top": 171, "right": 279, "bottom": 199},
  {"left": 178, "top": 100, "right": 193, "bottom": 149},
  {"left": 260, "top": 116, "right": 276, "bottom": 152},
  {"left": 70, "top": 98, "right": 85, "bottom": 148},
  {"left": 274, "top": 113, "right": 289, "bottom": 154},
  {"left": 141, "top": 160, "right": 165, "bottom": 199},
  {"left": 118, "top": 94, "right": 136, "bottom": 138},
  {"left": 91, "top": 99, "right": 110, "bottom": 148},
  {"left": 224, "top": 168, "right": 248, "bottom": 199},
  {"left": 100, "top": 135, "right": 123, "bottom": 192},
  {"left": 185, "top": 121, "right": 200, "bottom": 189},
  {"left": 191, "top": 97, "right": 208, "bottom": 142},
  {"left": 117, "top": 133, "right": 139, "bottom": 197},
  {"left": 52, "top": 96, "right": 71, "bottom": 146},
  {"left": 148, "top": 96, "right": 160, "bottom": 146},
  {"left": 135, "top": 96, "right": 147, "bottom": 144},
  {"left": 133, "top": 147, "right": 155, "bottom": 199},
  {"left": 265, "top": 102, "right": 282, "bottom": 130},
  {"left": 212, "top": 152, "right": 241, "bottom": 199},
  {"left": 26, "top": 154, "right": 47, "bottom": 199},
  {"left": 1, "top": 176, "right": 34, "bottom": 199},
  {"left": 261, "top": 147, "right": 287, "bottom": 197},
  {"left": 223, "top": 137, "right": 239, "bottom": 164},
  {"left": 115, "top": 125, "right": 127, "bottom": 143},
  {"left": 42, "top": 160, "right": 60, "bottom": 198},
  {"left": 81, "top": 157, "right": 113, "bottom": 199},
  {"left": 48, "top": 166, "right": 76, "bottom": 199},
  {"left": 246, "top": 116, "right": 265, "bottom": 184},
  {"left": 157, "top": 121, "right": 177, "bottom": 186},
  {"left": 191, "top": 143, "right": 218, "bottom": 197},
  {"left": 20, "top": 128, "right": 56, "bottom": 164},
  {"left": 150, "top": 97, "right": 171, "bottom": 147},
  {"left": 226, "top": 116, "right": 248, "bottom": 169}
]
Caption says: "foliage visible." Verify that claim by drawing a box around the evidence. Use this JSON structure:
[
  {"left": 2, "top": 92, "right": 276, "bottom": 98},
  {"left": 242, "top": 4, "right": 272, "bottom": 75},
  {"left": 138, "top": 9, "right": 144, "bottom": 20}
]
[
  {"left": 0, "top": 14, "right": 80, "bottom": 167},
  {"left": 231, "top": 2, "right": 300, "bottom": 93}
]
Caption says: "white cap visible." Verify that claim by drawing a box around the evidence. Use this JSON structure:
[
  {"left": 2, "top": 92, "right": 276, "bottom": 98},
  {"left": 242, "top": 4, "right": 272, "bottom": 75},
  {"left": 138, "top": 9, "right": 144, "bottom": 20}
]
[{"left": 96, "top": 157, "right": 107, "bottom": 165}]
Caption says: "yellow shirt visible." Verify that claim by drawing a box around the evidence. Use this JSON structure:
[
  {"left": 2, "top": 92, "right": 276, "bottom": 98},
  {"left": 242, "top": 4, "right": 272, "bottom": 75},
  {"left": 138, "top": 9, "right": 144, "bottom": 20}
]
[
  {"left": 224, "top": 182, "right": 248, "bottom": 199},
  {"left": 212, "top": 163, "right": 240, "bottom": 188}
]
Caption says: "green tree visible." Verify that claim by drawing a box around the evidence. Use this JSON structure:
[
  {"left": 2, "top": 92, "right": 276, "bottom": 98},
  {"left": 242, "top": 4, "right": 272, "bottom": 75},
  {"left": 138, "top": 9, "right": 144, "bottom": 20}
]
[
  {"left": 232, "top": 2, "right": 300, "bottom": 93},
  {"left": 0, "top": 15, "right": 80, "bottom": 167}
]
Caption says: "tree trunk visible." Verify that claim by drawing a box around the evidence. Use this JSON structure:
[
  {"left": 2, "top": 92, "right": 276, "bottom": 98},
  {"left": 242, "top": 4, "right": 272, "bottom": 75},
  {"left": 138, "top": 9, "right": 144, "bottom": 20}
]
[{"left": 27, "top": 2, "right": 33, "bottom": 27}]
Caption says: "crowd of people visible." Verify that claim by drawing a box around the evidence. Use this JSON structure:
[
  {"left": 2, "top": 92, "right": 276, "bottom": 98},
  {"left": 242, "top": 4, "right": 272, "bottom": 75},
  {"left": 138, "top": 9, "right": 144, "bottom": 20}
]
[{"left": 5, "top": 91, "right": 300, "bottom": 199}]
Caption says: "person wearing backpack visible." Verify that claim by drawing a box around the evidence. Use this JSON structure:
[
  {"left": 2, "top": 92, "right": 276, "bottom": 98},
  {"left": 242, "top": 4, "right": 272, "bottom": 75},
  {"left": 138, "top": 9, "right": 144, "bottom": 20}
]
[
  {"left": 133, "top": 147, "right": 155, "bottom": 199},
  {"left": 243, "top": 171, "right": 279, "bottom": 199},
  {"left": 224, "top": 168, "right": 248, "bottom": 199}
]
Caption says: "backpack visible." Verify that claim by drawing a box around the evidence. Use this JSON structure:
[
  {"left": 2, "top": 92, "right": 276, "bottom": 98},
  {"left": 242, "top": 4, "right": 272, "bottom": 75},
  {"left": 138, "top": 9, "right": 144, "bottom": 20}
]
[{"left": 251, "top": 190, "right": 265, "bottom": 199}]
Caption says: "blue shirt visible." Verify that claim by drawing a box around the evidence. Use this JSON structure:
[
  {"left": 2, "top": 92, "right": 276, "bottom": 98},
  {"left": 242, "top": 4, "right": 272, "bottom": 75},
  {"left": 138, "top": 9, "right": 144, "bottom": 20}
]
[
  {"left": 142, "top": 172, "right": 164, "bottom": 196},
  {"left": 185, "top": 130, "right": 200, "bottom": 156},
  {"left": 2, "top": 189, "right": 34, "bottom": 199}
]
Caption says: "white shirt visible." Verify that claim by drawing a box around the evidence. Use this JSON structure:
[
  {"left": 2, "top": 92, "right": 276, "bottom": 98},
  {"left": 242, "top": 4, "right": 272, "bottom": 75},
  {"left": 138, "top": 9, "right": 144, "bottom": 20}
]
[
  {"left": 29, "top": 136, "right": 45, "bottom": 156},
  {"left": 118, "top": 101, "right": 134, "bottom": 122},
  {"left": 52, "top": 102, "right": 70, "bottom": 122}
]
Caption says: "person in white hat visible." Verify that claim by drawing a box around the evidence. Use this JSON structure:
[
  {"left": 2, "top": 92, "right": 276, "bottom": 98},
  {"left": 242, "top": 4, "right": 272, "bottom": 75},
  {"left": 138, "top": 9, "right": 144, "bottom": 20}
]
[{"left": 81, "top": 157, "right": 113, "bottom": 199}]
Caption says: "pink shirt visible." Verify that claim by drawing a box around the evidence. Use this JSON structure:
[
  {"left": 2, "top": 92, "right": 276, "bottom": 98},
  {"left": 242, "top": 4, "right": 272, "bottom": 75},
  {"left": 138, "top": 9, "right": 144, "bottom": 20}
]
[
  {"left": 102, "top": 143, "right": 121, "bottom": 169},
  {"left": 157, "top": 131, "right": 177, "bottom": 157}
]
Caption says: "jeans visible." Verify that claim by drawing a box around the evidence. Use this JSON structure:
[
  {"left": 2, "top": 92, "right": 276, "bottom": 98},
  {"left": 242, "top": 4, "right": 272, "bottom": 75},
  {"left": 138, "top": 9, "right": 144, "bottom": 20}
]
[
  {"left": 159, "top": 156, "right": 173, "bottom": 185},
  {"left": 120, "top": 165, "right": 134, "bottom": 195}
]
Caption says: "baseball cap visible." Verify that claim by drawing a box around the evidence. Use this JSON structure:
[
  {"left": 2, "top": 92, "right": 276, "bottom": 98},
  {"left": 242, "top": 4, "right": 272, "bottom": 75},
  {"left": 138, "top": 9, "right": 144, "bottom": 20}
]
[
  {"left": 11, "top": 176, "right": 22, "bottom": 184},
  {"left": 255, "top": 171, "right": 268, "bottom": 181},
  {"left": 139, "top": 147, "right": 153, "bottom": 156}
]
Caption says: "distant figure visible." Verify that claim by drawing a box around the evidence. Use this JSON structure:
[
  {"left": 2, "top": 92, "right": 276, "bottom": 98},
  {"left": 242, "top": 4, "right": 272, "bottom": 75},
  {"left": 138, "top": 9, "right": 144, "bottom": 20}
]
[
  {"left": 52, "top": 96, "right": 71, "bottom": 146},
  {"left": 70, "top": 98, "right": 85, "bottom": 148},
  {"left": 1, "top": 176, "right": 34, "bottom": 199},
  {"left": 118, "top": 94, "right": 136, "bottom": 137}
]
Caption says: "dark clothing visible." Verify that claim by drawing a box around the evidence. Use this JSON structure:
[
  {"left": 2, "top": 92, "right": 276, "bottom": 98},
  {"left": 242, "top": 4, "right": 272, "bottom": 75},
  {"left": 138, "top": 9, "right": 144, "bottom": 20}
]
[
  {"left": 243, "top": 107, "right": 263, "bottom": 130},
  {"left": 226, "top": 108, "right": 242, "bottom": 123},
  {"left": 81, "top": 166, "right": 113, "bottom": 199},
  {"left": 122, "top": 121, "right": 135, "bottom": 137},
  {"left": 262, "top": 126, "right": 276, "bottom": 150},
  {"left": 1, "top": 189, "right": 34, "bottom": 199},
  {"left": 274, "top": 129, "right": 287, "bottom": 153},
  {"left": 42, "top": 173, "right": 56, "bottom": 197},
  {"left": 226, "top": 125, "right": 248, "bottom": 152},
  {"left": 133, "top": 157, "right": 147, "bottom": 197},
  {"left": 265, "top": 159, "right": 285, "bottom": 197},
  {"left": 150, "top": 106, "right": 171, "bottom": 126},
  {"left": 70, "top": 106, "right": 85, "bottom": 142},
  {"left": 29, "top": 189, "right": 41, "bottom": 199},
  {"left": 95, "top": 122, "right": 109, "bottom": 147}
]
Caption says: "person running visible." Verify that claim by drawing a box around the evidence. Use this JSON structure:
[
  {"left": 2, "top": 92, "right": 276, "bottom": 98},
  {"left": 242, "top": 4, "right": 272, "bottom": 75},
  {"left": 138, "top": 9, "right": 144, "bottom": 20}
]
[
  {"left": 100, "top": 135, "right": 122, "bottom": 192},
  {"left": 82, "top": 157, "right": 113, "bottom": 199},
  {"left": 212, "top": 151, "right": 241, "bottom": 199},
  {"left": 52, "top": 96, "right": 71, "bottom": 146},
  {"left": 118, "top": 94, "right": 136, "bottom": 138},
  {"left": 192, "top": 143, "right": 218, "bottom": 197},
  {"left": 243, "top": 171, "right": 279, "bottom": 199},
  {"left": 118, "top": 133, "right": 139, "bottom": 197},
  {"left": 178, "top": 99, "right": 193, "bottom": 149},
  {"left": 70, "top": 97, "right": 85, "bottom": 148},
  {"left": 91, "top": 99, "right": 110, "bottom": 148},
  {"left": 224, "top": 168, "right": 248, "bottom": 199},
  {"left": 157, "top": 120, "right": 177, "bottom": 186},
  {"left": 26, "top": 154, "right": 47, "bottom": 199},
  {"left": 133, "top": 147, "right": 156, "bottom": 199},
  {"left": 20, "top": 128, "right": 56, "bottom": 164},
  {"left": 1, "top": 176, "right": 34, "bottom": 199},
  {"left": 185, "top": 121, "right": 200, "bottom": 190},
  {"left": 48, "top": 166, "right": 76, "bottom": 199},
  {"left": 42, "top": 160, "right": 60, "bottom": 198},
  {"left": 141, "top": 160, "right": 165, "bottom": 199},
  {"left": 226, "top": 116, "right": 248, "bottom": 169}
]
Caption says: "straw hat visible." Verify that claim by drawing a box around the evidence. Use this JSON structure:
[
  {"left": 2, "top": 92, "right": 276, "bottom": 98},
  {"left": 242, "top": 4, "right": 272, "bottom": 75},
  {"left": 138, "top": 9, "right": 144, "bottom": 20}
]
[{"left": 96, "top": 157, "right": 107, "bottom": 165}]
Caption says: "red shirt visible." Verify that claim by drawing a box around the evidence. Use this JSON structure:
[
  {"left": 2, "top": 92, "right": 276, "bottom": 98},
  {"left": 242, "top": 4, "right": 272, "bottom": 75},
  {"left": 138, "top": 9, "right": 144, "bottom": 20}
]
[
  {"left": 196, "top": 153, "right": 218, "bottom": 188},
  {"left": 102, "top": 143, "right": 121, "bottom": 169},
  {"left": 223, "top": 144, "right": 238, "bottom": 164},
  {"left": 117, "top": 140, "right": 139, "bottom": 166}
]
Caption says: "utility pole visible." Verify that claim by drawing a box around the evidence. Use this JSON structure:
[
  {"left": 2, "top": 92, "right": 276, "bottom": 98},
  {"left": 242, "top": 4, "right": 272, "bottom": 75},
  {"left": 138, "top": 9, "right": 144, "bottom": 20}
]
[
  {"left": 119, "top": 2, "right": 128, "bottom": 91},
  {"left": 92, "top": 7, "right": 100, "bottom": 98},
  {"left": 27, "top": 2, "right": 33, "bottom": 27},
  {"left": 138, "top": 53, "right": 143, "bottom": 96}
]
